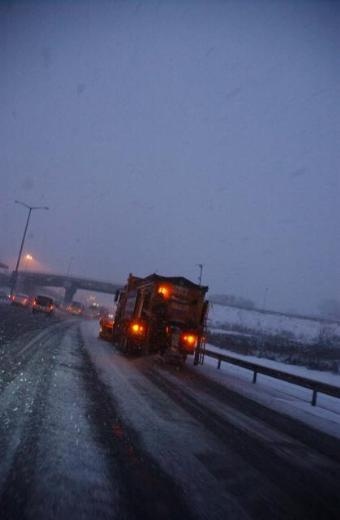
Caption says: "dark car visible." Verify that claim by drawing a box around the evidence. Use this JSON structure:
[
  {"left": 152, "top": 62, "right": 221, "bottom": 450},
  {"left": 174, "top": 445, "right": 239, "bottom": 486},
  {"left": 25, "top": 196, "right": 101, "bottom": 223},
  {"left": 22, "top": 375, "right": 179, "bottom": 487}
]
[
  {"left": 66, "top": 301, "right": 85, "bottom": 316},
  {"left": 32, "top": 295, "right": 54, "bottom": 315}
]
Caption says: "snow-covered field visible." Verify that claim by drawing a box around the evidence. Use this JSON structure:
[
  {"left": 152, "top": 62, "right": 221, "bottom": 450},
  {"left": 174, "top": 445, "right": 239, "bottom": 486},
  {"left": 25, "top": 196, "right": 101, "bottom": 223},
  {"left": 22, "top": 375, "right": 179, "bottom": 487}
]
[{"left": 208, "top": 304, "right": 340, "bottom": 344}]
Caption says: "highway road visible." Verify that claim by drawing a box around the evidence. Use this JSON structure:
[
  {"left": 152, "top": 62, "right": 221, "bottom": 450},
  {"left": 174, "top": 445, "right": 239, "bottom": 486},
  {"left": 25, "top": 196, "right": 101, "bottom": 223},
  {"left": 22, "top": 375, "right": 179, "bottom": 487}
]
[{"left": 0, "top": 303, "right": 339, "bottom": 519}]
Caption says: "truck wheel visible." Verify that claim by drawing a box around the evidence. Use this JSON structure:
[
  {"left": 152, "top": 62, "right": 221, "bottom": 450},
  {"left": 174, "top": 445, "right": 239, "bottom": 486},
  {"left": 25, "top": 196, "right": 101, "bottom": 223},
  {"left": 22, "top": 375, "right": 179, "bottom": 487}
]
[
  {"left": 120, "top": 337, "right": 129, "bottom": 354},
  {"left": 180, "top": 354, "right": 187, "bottom": 366}
]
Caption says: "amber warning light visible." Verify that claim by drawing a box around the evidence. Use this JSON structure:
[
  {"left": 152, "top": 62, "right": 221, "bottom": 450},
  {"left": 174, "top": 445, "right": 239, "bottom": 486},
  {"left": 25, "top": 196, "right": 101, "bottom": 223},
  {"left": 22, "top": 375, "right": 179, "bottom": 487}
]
[{"left": 157, "top": 285, "right": 171, "bottom": 299}]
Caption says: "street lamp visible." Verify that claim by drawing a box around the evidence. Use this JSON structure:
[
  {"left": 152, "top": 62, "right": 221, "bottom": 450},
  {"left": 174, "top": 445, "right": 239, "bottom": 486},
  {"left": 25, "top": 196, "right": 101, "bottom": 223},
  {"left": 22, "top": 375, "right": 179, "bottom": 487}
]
[
  {"left": 23, "top": 253, "right": 34, "bottom": 270},
  {"left": 10, "top": 200, "right": 49, "bottom": 296}
]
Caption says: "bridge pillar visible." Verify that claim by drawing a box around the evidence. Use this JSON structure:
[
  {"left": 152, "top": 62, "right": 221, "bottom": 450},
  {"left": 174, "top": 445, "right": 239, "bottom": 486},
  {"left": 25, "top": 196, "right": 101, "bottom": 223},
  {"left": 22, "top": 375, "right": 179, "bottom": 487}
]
[
  {"left": 64, "top": 285, "right": 77, "bottom": 304},
  {"left": 21, "top": 279, "right": 38, "bottom": 296}
]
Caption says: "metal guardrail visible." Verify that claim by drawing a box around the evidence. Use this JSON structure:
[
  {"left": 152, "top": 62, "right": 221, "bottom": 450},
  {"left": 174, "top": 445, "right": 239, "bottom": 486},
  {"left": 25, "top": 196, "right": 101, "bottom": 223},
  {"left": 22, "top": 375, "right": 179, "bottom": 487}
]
[{"left": 203, "top": 349, "right": 340, "bottom": 406}]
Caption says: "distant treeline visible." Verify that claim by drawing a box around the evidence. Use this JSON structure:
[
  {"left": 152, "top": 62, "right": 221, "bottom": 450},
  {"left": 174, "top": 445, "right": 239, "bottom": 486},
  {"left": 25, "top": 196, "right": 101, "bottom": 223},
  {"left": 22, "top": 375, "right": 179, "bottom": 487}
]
[{"left": 207, "top": 328, "right": 340, "bottom": 374}]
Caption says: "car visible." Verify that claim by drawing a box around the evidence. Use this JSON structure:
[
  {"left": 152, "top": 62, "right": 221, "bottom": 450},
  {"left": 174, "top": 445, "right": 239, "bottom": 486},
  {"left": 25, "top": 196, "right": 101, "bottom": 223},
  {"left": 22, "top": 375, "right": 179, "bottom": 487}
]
[
  {"left": 87, "top": 303, "right": 101, "bottom": 319},
  {"left": 66, "top": 301, "right": 85, "bottom": 316},
  {"left": 99, "top": 313, "right": 115, "bottom": 340},
  {"left": 32, "top": 295, "right": 54, "bottom": 315},
  {"left": 11, "top": 293, "right": 30, "bottom": 307}
]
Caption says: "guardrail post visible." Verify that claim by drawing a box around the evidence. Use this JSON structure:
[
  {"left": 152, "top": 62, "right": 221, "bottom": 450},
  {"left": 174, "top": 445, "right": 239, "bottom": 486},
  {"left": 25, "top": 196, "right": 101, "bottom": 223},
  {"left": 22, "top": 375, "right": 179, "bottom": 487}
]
[
  {"left": 252, "top": 371, "right": 257, "bottom": 384},
  {"left": 217, "top": 359, "right": 221, "bottom": 369},
  {"left": 311, "top": 389, "right": 317, "bottom": 406},
  {"left": 194, "top": 347, "right": 200, "bottom": 366}
]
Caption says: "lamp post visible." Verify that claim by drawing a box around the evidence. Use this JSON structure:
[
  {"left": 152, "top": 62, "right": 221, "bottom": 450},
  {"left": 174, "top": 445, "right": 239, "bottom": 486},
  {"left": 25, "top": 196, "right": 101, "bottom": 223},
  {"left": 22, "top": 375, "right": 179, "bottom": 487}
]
[
  {"left": 193, "top": 263, "right": 204, "bottom": 367},
  {"left": 10, "top": 201, "right": 49, "bottom": 296},
  {"left": 197, "top": 264, "right": 203, "bottom": 286}
]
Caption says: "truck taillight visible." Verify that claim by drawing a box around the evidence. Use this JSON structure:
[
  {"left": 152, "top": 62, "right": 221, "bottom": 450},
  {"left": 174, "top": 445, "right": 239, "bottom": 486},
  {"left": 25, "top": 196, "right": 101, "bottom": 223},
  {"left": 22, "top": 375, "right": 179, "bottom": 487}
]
[
  {"left": 180, "top": 333, "right": 198, "bottom": 351},
  {"left": 130, "top": 322, "right": 145, "bottom": 335}
]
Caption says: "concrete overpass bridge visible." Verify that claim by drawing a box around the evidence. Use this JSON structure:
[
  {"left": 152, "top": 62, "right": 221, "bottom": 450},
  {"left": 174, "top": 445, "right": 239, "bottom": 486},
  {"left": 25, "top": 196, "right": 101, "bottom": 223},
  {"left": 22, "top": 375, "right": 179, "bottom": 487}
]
[{"left": 3, "top": 271, "right": 122, "bottom": 303}]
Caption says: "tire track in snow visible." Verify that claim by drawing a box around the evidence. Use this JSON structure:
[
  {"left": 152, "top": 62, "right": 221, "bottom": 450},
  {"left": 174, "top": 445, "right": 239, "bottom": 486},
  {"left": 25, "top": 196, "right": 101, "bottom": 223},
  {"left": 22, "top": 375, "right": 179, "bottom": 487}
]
[
  {"left": 142, "top": 366, "right": 340, "bottom": 520},
  {"left": 0, "top": 324, "right": 68, "bottom": 519},
  {"left": 0, "top": 320, "right": 74, "bottom": 393},
  {"left": 78, "top": 327, "right": 196, "bottom": 520},
  {"left": 175, "top": 366, "right": 340, "bottom": 464}
]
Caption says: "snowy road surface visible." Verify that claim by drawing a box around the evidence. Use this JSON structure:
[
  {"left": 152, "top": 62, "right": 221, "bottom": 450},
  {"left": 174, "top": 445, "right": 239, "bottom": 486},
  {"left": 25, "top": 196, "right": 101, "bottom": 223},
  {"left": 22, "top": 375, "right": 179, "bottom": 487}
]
[{"left": 0, "top": 305, "right": 339, "bottom": 519}]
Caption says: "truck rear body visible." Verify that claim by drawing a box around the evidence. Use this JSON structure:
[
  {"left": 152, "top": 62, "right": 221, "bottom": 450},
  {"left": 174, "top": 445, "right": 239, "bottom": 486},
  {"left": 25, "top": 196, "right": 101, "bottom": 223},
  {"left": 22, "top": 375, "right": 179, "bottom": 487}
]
[{"left": 112, "top": 273, "right": 208, "bottom": 363}]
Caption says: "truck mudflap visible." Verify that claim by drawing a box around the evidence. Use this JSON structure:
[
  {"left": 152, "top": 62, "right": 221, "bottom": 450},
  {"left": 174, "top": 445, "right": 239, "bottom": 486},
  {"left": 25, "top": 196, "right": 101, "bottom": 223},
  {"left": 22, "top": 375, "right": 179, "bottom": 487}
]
[
  {"left": 162, "top": 347, "right": 187, "bottom": 366},
  {"left": 160, "top": 329, "right": 191, "bottom": 366}
]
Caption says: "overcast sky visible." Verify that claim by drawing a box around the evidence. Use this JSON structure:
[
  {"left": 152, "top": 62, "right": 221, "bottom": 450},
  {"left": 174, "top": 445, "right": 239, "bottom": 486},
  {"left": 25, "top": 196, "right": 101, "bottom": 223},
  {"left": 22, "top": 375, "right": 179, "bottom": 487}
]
[{"left": 1, "top": 0, "right": 339, "bottom": 313}]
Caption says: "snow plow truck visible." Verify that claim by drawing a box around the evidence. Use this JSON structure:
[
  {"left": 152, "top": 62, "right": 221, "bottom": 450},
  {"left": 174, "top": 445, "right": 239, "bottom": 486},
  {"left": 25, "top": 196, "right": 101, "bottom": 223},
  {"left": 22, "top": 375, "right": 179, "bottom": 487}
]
[{"left": 112, "top": 273, "right": 209, "bottom": 364}]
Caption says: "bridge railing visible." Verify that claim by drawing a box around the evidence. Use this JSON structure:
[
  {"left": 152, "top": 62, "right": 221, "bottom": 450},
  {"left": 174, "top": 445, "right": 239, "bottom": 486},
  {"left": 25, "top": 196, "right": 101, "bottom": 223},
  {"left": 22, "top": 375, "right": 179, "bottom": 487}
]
[{"left": 202, "top": 348, "right": 340, "bottom": 406}]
